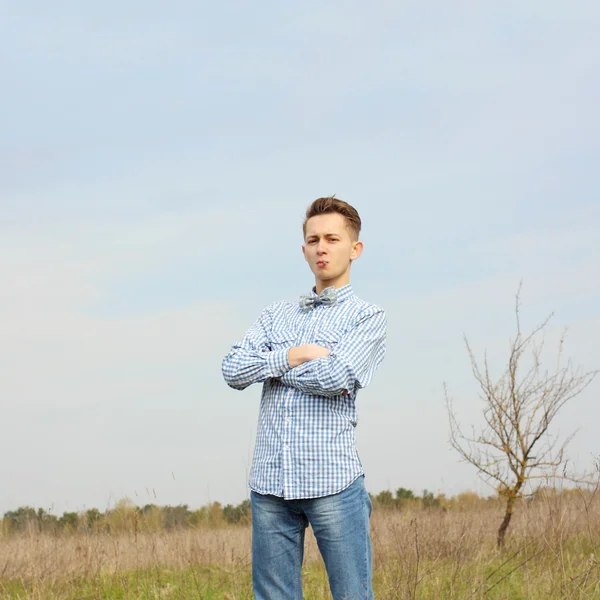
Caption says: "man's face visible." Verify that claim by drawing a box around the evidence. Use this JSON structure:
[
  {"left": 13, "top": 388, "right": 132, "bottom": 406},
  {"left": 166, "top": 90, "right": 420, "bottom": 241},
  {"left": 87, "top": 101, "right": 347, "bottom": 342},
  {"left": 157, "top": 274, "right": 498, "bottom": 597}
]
[{"left": 302, "top": 213, "right": 363, "bottom": 286}]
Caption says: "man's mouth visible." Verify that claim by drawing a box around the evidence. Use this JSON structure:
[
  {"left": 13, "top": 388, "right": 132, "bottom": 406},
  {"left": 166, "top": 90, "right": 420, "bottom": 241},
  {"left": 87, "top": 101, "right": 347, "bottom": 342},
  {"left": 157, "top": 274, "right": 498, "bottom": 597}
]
[{"left": 317, "top": 260, "right": 329, "bottom": 267}]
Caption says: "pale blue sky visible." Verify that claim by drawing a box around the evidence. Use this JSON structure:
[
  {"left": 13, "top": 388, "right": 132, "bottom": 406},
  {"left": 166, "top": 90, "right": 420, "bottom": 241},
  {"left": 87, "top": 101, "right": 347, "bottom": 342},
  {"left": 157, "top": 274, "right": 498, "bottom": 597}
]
[{"left": 1, "top": 2, "right": 599, "bottom": 514}]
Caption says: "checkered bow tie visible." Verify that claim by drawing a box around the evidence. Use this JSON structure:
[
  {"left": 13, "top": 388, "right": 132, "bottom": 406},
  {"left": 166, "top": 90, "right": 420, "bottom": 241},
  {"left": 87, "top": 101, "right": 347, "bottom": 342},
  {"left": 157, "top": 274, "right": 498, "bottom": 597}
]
[{"left": 299, "top": 286, "right": 338, "bottom": 312}]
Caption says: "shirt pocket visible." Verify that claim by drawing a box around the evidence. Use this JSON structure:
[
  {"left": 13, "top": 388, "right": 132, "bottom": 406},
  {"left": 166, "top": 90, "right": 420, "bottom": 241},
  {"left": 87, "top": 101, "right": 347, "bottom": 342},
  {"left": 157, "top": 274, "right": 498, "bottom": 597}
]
[
  {"left": 314, "top": 329, "right": 344, "bottom": 350},
  {"left": 269, "top": 329, "right": 297, "bottom": 350}
]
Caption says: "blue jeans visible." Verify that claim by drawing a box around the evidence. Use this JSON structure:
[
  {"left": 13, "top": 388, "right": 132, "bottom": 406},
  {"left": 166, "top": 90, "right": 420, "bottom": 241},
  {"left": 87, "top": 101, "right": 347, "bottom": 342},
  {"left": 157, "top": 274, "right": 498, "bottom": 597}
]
[{"left": 251, "top": 476, "right": 374, "bottom": 600}]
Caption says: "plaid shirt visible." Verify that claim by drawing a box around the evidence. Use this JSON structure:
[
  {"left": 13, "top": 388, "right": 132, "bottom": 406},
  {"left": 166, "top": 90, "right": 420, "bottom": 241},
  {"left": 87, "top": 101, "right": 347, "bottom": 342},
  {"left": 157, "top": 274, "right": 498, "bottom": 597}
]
[{"left": 222, "top": 284, "right": 386, "bottom": 499}]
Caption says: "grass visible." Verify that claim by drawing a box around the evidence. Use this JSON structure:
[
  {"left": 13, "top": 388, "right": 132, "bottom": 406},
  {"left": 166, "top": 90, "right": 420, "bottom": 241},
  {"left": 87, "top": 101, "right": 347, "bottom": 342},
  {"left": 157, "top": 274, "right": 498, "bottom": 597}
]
[{"left": 1, "top": 491, "right": 599, "bottom": 599}]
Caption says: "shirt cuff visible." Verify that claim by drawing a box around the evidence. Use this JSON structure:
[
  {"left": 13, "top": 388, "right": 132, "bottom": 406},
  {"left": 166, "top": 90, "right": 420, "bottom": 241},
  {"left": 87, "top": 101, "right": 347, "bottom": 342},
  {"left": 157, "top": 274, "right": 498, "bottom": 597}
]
[{"left": 266, "top": 349, "right": 292, "bottom": 378}]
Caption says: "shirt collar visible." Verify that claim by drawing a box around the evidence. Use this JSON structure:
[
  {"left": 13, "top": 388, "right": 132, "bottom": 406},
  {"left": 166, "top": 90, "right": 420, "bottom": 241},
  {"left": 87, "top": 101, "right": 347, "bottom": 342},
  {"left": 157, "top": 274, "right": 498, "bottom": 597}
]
[{"left": 310, "top": 283, "right": 355, "bottom": 304}]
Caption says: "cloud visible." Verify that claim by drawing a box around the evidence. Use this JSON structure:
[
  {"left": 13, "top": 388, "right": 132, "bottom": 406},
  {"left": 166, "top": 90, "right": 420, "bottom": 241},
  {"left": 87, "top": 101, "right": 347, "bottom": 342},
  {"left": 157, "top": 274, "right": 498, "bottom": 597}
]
[{"left": 1, "top": 1, "right": 599, "bottom": 512}]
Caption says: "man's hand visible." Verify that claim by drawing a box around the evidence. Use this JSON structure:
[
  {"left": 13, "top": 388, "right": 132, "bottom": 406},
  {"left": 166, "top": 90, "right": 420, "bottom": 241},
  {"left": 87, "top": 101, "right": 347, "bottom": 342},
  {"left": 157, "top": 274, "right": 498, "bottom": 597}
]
[{"left": 288, "top": 344, "right": 330, "bottom": 368}]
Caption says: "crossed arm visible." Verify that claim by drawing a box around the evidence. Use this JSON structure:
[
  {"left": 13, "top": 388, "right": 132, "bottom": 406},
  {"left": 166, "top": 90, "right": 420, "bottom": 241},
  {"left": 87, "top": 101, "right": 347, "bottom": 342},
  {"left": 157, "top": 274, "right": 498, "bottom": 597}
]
[{"left": 221, "top": 306, "right": 386, "bottom": 397}]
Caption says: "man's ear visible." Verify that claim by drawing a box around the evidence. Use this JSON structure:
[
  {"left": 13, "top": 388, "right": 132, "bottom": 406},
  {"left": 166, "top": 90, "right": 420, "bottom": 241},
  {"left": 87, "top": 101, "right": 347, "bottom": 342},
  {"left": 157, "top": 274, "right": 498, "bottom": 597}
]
[
  {"left": 301, "top": 245, "right": 307, "bottom": 261},
  {"left": 350, "top": 241, "right": 364, "bottom": 262}
]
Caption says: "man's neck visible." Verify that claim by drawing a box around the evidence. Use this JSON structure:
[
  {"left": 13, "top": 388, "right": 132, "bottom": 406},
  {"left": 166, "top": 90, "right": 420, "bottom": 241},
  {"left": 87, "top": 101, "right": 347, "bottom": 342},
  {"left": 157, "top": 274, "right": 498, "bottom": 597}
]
[{"left": 315, "top": 277, "right": 351, "bottom": 295}]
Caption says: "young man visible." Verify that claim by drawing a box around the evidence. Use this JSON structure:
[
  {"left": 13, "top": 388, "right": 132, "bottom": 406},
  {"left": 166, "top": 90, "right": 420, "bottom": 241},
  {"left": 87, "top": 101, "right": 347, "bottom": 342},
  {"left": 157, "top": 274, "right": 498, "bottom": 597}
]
[{"left": 222, "top": 197, "right": 386, "bottom": 600}]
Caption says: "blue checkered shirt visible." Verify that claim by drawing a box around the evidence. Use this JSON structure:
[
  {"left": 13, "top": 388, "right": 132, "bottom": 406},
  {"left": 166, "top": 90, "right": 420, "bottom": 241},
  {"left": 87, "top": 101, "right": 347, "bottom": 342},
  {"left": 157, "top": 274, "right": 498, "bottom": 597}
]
[{"left": 222, "top": 285, "right": 386, "bottom": 499}]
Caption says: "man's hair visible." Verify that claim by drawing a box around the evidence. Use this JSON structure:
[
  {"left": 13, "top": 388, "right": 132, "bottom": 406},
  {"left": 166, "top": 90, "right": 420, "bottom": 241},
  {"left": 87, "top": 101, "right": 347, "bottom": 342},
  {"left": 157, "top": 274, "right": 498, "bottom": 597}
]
[{"left": 303, "top": 196, "right": 362, "bottom": 240}]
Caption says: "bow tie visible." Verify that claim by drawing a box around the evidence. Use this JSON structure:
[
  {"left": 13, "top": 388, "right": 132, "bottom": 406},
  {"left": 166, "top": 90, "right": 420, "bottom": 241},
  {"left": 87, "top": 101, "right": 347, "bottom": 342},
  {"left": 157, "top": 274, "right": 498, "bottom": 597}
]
[{"left": 299, "top": 286, "right": 338, "bottom": 312}]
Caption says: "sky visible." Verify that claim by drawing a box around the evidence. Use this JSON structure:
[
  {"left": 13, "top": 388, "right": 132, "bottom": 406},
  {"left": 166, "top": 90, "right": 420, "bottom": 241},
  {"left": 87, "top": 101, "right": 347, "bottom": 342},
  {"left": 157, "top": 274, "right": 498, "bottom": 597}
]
[{"left": 1, "top": 1, "right": 599, "bottom": 515}]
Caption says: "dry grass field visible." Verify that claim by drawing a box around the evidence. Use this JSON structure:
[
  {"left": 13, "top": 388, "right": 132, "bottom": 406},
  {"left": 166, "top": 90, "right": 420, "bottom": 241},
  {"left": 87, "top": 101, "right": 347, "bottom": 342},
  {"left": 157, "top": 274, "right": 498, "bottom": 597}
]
[{"left": 1, "top": 490, "right": 599, "bottom": 599}]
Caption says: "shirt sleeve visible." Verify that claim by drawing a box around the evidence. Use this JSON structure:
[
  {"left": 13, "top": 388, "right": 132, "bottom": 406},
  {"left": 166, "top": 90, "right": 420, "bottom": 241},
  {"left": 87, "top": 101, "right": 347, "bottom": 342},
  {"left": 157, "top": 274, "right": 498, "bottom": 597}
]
[
  {"left": 280, "top": 307, "right": 386, "bottom": 397},
  {"left": 221, "top": 305, "right": 292, "bottom": 391}
]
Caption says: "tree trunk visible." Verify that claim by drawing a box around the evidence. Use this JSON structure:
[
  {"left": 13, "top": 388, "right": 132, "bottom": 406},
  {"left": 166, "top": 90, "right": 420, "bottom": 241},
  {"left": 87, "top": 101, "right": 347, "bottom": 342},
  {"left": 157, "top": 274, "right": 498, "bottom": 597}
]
[{"left": 497, "top": 495, "right": 516, "bottom": 548}]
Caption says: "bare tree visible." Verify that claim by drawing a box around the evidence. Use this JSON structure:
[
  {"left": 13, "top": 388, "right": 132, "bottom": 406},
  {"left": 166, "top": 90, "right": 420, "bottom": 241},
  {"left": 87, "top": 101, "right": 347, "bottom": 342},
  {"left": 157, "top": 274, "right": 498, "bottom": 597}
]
[{"left": 446, "top": 285, "right": 597, "bottom": 547}]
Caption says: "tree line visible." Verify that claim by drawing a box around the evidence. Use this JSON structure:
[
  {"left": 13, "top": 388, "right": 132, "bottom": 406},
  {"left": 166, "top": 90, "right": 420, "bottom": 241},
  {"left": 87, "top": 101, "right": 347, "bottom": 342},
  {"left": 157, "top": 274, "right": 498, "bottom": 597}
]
[
  {"left": 0, "top": 486, "right": 571, "bottom": 537},
  {"left": 0, "top": 488, "right": 482, "bottom": 535}
]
